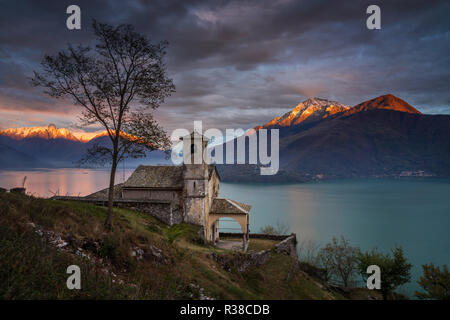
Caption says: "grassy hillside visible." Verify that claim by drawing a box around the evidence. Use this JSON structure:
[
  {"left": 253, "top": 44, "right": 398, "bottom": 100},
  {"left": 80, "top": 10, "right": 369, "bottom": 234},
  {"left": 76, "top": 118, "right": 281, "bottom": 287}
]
[{"left": 0, "top": 192, "right": 346, "bottom": 300}]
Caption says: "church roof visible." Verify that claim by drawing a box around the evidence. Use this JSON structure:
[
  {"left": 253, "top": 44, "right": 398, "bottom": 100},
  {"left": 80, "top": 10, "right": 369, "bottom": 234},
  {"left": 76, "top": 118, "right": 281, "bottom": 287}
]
[
  {"left": 123, "top": 164, "right": 219, "bottom": 189},
  {"left": 85, "top": 183, "right": 124, "bottom": 199},
  {"left": 210, "top": 198, "right": 251, "bottom": 215},
  {"left": 208, "top": 165, "right": 221, "bottom": 181},
  {"left": 123, "top": 165, "right": 184, "bottom": 189}
]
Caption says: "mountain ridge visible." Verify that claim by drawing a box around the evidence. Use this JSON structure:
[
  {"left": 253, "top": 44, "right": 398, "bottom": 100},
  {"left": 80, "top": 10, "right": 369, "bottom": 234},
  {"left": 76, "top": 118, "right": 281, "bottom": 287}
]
[
  {"left": 216, "top": 94, "right": 450, "bottom": 182},
  {"left": 344, "top": 94, "right": 421, "bottom": 116},
  {"left": 1, "top": 94, "right": 449, "bottom": 179},
  {"left": 0, "top": 129, "right": 170, "bottom": 169},
  {"left": 255, "top": 97, "right": 350, "bottom": 130},
  {"left": 254, "top": 94, "right": 422, "bottom": 132},
  {"left": 0, "top": 124, "right": 102, "bottom": 142}
]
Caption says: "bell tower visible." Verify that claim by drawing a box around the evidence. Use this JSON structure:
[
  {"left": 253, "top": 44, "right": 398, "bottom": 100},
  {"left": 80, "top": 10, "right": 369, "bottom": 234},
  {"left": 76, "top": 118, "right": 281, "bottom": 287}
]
[{"left": 181, "top": 131, "right": 209, "bottom": 226}]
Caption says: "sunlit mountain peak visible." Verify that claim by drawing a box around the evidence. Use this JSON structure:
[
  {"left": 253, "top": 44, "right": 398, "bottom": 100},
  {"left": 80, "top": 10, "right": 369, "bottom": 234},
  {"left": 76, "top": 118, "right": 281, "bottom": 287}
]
[
  {"left": 0, "top": 124, "right": 103, "bottom": 142},
  {"left": 255, "top": 97, "right": 350, "bottom": 129}
]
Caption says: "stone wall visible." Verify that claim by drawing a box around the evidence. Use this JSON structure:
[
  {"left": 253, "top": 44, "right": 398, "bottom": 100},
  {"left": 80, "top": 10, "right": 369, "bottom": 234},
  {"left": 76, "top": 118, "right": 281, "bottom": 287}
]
[
  {"left": 122, "top": 189, "right": 182, "bottom": 204},
  {"left": 115, "top": 201, "right": 183, "bottom": 226},
  {"left": 274, "top": 233, "right": 298, "bottom": 259},
  {"left": 52, "top": 197, "right": 183, "bottom": 226},
  {"left": 10, "top": 187, "right": 26, "bottom": 194},
  {"left": 184, "top": 196, "right": 205, "bottom": 226},
  {"left": 211, "top": 233, "right": 298, "bottom": 273},
  {"left": 210, "top": 234, "right": 298, "bottom": 272},
  {"left": 220, "top": 232, "right": 291, "bottom": 241},
  {"left": 220, "top": 232, "right": 298, "bottom": 258}
]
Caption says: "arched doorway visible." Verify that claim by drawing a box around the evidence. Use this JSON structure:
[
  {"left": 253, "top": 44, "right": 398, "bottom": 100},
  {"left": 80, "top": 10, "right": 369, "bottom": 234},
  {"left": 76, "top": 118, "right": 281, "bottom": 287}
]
[
  {"left": 208, "top": 214, "right": 249, "bottom": 251},
  {"left": 207, "top": 198, "right": 251, "bottom": 251},
  {"left": 217, "top": 217, "right": 245, "bottom": 234}
]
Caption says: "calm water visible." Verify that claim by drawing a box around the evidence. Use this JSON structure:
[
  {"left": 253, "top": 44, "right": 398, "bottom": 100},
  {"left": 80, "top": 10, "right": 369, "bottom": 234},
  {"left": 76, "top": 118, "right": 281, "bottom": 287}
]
[
  {"left": 220, "top": 179, "right": 450, "bottom": 297},
  {"left": 1, "top": 168, "right": 449, "bottom": 297},
  {"left": 0, "top": 168, "right": 134, "bottom": 198}
]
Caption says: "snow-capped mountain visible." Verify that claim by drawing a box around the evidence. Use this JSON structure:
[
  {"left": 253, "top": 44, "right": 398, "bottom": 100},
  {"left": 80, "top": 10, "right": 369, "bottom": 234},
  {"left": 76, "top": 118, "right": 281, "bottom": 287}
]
[
  {"left": 255, "top": 97, "right": 350, "bottom": 130},
  {"left": 0, "top": 124, "right": 171, "bottom": 169},
  {"left": 0, "top": 124, "right": 99, "bottom": 142},
  {"left": 217, "top": 94, "right": 450, "bottom": 182}
]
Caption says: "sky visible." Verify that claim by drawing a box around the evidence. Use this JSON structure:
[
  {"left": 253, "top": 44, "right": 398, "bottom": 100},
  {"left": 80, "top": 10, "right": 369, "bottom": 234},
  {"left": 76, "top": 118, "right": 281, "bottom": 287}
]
[{"left": 0, "top": 0, "right": 449, "bottom": 134}]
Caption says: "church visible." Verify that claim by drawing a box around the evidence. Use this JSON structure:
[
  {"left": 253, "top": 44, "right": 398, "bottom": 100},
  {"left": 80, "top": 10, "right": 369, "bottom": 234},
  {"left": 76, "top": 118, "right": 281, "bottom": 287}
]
[{"left": 86, "top": 131, "right": 251, "bottom": 247}]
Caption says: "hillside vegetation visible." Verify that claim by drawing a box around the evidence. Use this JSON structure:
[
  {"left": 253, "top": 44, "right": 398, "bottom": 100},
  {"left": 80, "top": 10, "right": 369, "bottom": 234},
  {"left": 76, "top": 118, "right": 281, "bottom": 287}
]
[{"left": 0, "top": 192, "right": 347, "bottom": 300}]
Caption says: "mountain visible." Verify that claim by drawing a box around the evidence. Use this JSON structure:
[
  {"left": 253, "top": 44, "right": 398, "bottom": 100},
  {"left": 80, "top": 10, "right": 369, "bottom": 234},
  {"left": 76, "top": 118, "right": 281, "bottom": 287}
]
[
  {"left": 0, "top": 127, "right": 87, "bottom": 168},
  {"left": 344, "top": 94, "right": 421, "bottom": 116},
  {"left": 216, "top": 94, "right": 450, "bottom": 182},
  {"left": 279, "top": 109, "right": 450, "bottom": 179},
  {"left": 0, "top": 124, "right": 87, "bottom": 142},
  {"left": 0, "top": 125, "right": 171, "bottom": 169},
  {"left": 0, "top": 142, "right": 49, "bottom": 169},
  {"left": 84, "top": 134, "right": 171, "bottom": 167},
  {"left": 254, "top": 97, "right": 350, "bottom": 130},
  {"left": 2, "top": 94, "right": 449, "bottom": 177}
]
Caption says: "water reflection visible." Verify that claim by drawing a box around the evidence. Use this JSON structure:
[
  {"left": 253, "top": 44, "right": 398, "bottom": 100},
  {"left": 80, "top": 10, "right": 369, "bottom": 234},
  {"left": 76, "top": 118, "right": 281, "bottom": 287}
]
[{"left": 0, "top": 168, "right": 133, "bottom": 198}]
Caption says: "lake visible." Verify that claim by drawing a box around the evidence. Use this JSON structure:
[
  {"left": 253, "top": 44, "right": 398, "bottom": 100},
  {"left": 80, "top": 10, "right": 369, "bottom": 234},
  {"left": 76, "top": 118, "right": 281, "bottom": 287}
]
[{"left": 1, "top": 168, "right": 449, "bottom": 297}]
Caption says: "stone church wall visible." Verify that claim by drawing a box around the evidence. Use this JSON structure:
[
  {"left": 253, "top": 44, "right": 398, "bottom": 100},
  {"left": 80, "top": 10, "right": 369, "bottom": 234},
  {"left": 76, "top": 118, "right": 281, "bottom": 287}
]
[
  {"left": 184, "top": 197, "right": 205, "bottom": 226},
  {"left": 122, "top": 189, "right": 182, "bottom": 203},
  {"left": 52, "top": 197, "right": 183, "bottom": 226},
  {"left": 115, "top": 201, "right": 183, "bottom": 226}
]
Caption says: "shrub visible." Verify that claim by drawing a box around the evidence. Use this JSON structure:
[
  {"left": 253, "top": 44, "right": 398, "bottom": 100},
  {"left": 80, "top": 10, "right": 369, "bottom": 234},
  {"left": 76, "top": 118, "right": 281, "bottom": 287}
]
[
  {"left": 259, "top": 220, "right": 289, "bottom": 235},
  {"left": 99, "top": 236, "right": 120, "bottom": 263},
  {"left": 358, "top": 246, "right": 412, "bottom": 300},
  {"left": 415, "top": 263, "right": 450, "bottom": 300}
]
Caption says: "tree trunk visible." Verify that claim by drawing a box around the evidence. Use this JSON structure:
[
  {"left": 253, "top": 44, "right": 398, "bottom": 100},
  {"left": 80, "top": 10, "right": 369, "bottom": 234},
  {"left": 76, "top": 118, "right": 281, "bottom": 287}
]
[{"left": 105, "top": 147, "right": 119, "bottom": 230}]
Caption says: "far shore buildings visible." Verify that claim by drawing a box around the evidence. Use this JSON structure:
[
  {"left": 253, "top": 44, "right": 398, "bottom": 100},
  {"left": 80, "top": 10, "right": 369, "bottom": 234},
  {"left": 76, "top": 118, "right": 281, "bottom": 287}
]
[{"left": 84, "top": 131, "right": 251, "bottom": 247}]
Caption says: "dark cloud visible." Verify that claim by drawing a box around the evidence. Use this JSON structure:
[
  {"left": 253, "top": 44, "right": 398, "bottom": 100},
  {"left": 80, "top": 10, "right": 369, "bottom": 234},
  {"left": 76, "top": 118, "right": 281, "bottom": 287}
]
[{"left": 0, "top": 0, "right": 449, "bottom": 132}]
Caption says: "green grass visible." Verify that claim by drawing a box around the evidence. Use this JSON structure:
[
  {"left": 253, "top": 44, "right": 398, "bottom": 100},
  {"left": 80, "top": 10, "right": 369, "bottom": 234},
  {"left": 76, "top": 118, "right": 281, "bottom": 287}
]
[
  {"left": 0, "top": 224, "right": 134, "bottom": 299},
  {"left": 0, "top": 192, "right": 342, "bottom": 300},
  {"left": 165, "top": 223, "right": 203, "bottom": 244}
]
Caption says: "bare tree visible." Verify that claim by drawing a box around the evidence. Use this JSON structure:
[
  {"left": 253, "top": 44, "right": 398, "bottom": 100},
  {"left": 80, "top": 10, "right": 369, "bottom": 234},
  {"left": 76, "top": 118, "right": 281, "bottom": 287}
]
[
  {"left": 298, "top": 238, "right": 321, "bottom": 266},
  {"left": 318, "top": 236, "right": 359, "bottom": 287},
  {"left": 31, "top": 21, "right": 175, "bottom": 228},
  {"left": 259, "top": 220, "right": 290, "bottom": 235}
]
